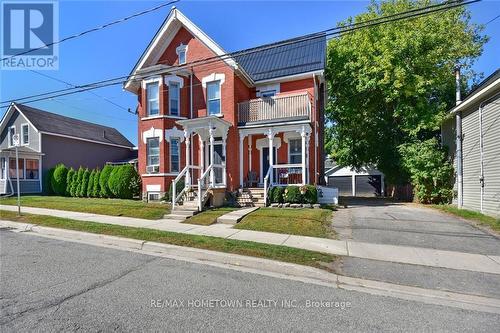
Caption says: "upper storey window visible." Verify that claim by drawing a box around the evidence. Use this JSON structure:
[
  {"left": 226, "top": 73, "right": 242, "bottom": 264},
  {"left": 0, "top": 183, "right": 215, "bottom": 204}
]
[
  {"left": 169, "top": 82, "right": 180, "bottom": 116},
  {"left": 146, "top": 82, "right": 159, "bottom": 116},
  {"left": 207, "top": 81, "right": 221, "bottom": 115},
  {"left": 176, "top": 44, "right": 188, "bottom": 65}
]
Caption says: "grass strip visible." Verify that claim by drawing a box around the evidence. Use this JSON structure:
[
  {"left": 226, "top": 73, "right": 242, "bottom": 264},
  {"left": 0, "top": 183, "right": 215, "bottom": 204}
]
[
  {"left": 430, "top": 205, "right": 500, "bottom": 232},
  {"left": 0, "top": 210, "right": 336, "bottom": 270}
]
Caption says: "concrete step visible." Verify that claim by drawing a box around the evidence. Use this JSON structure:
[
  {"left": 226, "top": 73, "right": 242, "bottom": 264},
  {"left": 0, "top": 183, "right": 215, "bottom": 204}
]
[{"left": 169, "top": 210, "right": 196, "bottom": 216}]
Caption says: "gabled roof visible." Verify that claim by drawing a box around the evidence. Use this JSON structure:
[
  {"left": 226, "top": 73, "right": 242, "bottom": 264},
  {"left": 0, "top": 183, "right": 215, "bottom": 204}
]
[
  {"left": 451, "top": 68, "right": 500, "bottom": 114},
  {"left": 4, "top": 103, "right": 134, "bottom": 148},
  {"left": 234, "top": 35, "right": 326, "bottom": 82}
]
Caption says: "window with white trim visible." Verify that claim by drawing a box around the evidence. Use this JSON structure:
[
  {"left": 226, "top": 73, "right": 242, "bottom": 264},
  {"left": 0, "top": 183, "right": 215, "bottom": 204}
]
[
  {"left": 0, "top": 157, "right": 6, "bottom": 179},
  {"left": 178, "top": 50, "right": 186, "bottom": 65},
  {"left": 169, "top": 82, "right": 180, "bottom": 116},
  {"left": 146, "top": 82, "right": 160, "bottom": 116},
  {"left": 25, "top": 159, "right": 39, "bottom": 179},
  {"left": 8, "top": 126, "right": 15, "bottom": 147},
  {"left": 207, "top": 81, "right": 221, "bottom": 115},
  {"left": 21, "top": 124, "right": 29, "bottom": 145},
  {"left": 261, "top": 90, "right": 276, "bottom": 98},
  {"left": 289, "top": 139, "right": 302, "bottom": 164},
  {"left": 146, "top": 137, "right": 160, "bottom": 172},
  {"left": 9, "top": 158, "right": 24, "bottom": 179},
  {"left": 170, "top": 138, "right": 180, "bottom": 173}
]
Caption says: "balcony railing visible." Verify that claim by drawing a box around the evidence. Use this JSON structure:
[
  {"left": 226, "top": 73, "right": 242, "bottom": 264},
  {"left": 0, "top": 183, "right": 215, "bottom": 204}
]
[{"left": 238, "top": 92, "right": 311, "bottom": 124}]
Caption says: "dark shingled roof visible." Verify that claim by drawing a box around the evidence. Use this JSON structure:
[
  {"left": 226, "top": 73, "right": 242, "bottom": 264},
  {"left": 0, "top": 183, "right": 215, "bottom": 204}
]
[
  {"left": 15, "top": 104, "right": 134, "bottom": 148},
  {"left": 234, "top": 35, "right": 326, "bottom": 82}
]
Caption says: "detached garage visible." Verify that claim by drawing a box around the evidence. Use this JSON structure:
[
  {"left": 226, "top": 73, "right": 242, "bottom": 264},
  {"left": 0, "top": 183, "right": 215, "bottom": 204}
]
[{"left": 324, "top": 162, "right": 385, "bottom": 197}]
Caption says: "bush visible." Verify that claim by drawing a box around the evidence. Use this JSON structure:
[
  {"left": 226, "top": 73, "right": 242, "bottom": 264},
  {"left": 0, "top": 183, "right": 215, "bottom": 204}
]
[
  {"left": 92, "top": 169, "right": 101, "bottom": 197},
  {"left": 284, "top": 186, "right": 302, "bottom": 204},
  {"left": 99, "top": 165, "right": 114, "bottom": 198},
  {"left": 399, "top": 139, "right": 454, "bottom": 204},
  {"left": 74, "top": 167, "right": 85, "bottom": 197},
  {"left": 66, "top": 168, "right": 75, "bottom": 195},
  {"left": 107, "top": 165, "right": 141, "bottom": 199},
  {"left": 302, "top": 185, "right": 318, "bottom": 204},
  {"left": 270, "top": 186, "right": 285, "bottom": 203},
  {"left": 70, "top": 171, "right": 78, "bottom": 197},
  {"left": 167, "top": 178, "right": 185, "bottom": 202},
  {"left": 79, "top": 169, "right": 90, "bottom": 197},
  {"left": 51, "top": 164, "right": 68, "bottom": 196},
  {"left": 44, "top": 168, "right": 55, "bottom": 195},
  {"left": 87, "top": 170, "right": 96, "bottom": 197}
]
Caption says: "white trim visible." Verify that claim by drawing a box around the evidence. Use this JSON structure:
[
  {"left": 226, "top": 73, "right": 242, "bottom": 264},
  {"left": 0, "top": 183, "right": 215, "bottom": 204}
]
[
  {"left": 21, "top": 123, "right": 29, "bottom": 146},
  {"left": 169, "top": 136, "right": 181, "bottom": 173},
  {"left": 141, "top": 115, "right": 187, "bottom": 121},
  {"left": 143, "top": 77, "right": 162, "bottom": 117},
  {"left": 163, "top": 74, "right": 184, "bottom": 88},
  {"left": 39, "top": 131, "right": 134, "bottom": 149},
  {"left": 450, "top": 78, "right": 500, "bottom": 114},
  {"left": 146, "top": 184, "right": 161, "bottom": 192},
  {"left": 7, "top": 125, "right": 16, "bottom": 148},
  {"left": 142, "top": 127, "right": 163, "bottom": 144},
  {"left": 202, "top": 73, "right": 225, "bottom": 88},
  {"left": 259, "top": 146, "right": 277, "bottom": 185},
  {"left": 168, "top": 81, "right": 181, "bottom": 116},
  {"left": 288, "top": 137, "right": 302, "bottom": 164},
  {"left": 176, "top": 43, "right": 188, "bottom": 65},
  {"left": 142, "top": 173, "right": 179, "bottom": 177},
  {"left": 254, "top": 70, "right": 324, "bottom": 85},
  {"left": 238, "top": 120, "right": 310, "bottom": 130},
  {"left": 0, "top": 104, "right": 40, "bottom": 136},
  {"left": 256, "top": 83, "right": 280, "bottom": 97},
  {"left": 165, "top": 127, "right": 185, "bottom": 143},
  {"left": 255, "top": 137, "right": 281, "bottom": 150},
  {"left": 283, "top": 131, "right": 301, "bottom": 143}
]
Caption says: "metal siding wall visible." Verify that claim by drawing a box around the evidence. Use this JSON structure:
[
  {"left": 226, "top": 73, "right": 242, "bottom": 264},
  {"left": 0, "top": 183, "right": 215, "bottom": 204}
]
[
  {"left": 482, "top": 98, "right": 500, "bottom": 216},
  {"left": 461, "top": 109, "right": 481, "bottom": 211}
]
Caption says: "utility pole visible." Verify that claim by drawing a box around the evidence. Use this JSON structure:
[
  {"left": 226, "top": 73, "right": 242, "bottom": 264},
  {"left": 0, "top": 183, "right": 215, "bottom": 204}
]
[
  {"left": 13, "top": 133, "right": 21, "bottom": 216},
  {"left": 455, "top": 64, "right": 463, "bottom": 208}
]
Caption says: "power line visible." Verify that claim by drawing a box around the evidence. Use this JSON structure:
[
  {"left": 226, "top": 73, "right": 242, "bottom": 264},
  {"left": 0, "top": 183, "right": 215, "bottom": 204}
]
[
  {"left": 1, "top": 0, "right": 478, "bottom": 109},
  {"left": 0, "top": 0, "right": 179, "bottom": 61},
  {"left": 485, "top": 13, "right": 500, "bottom": 25}
]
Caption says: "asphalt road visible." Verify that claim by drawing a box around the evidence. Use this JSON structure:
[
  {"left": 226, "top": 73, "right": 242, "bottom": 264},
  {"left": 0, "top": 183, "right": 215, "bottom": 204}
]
[{"left": 1, "top": 230, "right": 499, "bottom": 332}]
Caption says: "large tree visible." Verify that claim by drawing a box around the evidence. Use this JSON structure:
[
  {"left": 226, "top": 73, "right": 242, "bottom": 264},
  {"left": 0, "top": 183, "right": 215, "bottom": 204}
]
[{"left": 325, "top": 0, "right": 487, "bottom": 185}]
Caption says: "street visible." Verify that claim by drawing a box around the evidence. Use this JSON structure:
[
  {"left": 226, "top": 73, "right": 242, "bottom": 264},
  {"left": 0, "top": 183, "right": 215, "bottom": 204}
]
[{"left": 1, "top": 230, "right": 499, "bottom": 332}]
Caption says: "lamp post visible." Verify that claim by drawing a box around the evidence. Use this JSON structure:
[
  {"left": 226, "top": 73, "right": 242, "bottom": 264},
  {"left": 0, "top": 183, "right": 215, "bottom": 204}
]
[{"left": 12, "top": 133, "right": 21, "bottom": 216}]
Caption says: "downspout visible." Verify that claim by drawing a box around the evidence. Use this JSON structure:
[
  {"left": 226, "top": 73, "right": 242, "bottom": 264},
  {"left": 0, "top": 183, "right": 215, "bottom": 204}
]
[
  {"left": 478, "top": 102, "right": 484, "bottom": 214},
  {"left": 455, "top": 65, "right": 463, "bottom": 208}
]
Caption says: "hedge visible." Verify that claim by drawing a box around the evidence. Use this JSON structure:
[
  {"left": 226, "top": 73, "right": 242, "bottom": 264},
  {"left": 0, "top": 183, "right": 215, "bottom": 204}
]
[
  {"left": 270, "top": 186, "right": 285, "bottom": 203},
  {"left": 75, "top": 167, "right": 85, "bottom": 197},
  {"left": 66, "top": 168, "right": 75, "bottom": 195},
  {"left": 99, "top": 165, "right": 114, "bottom": 198},
  {"left": 87, "top": 170, "right": 96, "bottom": 197},
  {"left": 92, "top": 170, "right": 101, "bottom": 197},
  {"left": 80, "top": 169, "right": 90, "bottom": 197},
  {"left": 107, "top": 165, "right": 141, "bottom": 199},
  {"left": 270, "top": 185, "right": 318, "bottom": 205},
  {"left": 50, "top": 164, "right": 68, "bottom": 196},
  {"left": 44, "top": 168, "right": 55, "bottom": 195}
]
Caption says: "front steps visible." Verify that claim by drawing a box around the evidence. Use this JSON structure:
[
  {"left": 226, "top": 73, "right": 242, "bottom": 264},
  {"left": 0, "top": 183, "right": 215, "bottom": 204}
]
[
  {"left": 164, "top": 198, "right": 199, "bottom": 221},
  {"left": 237, "top": 188, "right": 266, "bottom": 207}
]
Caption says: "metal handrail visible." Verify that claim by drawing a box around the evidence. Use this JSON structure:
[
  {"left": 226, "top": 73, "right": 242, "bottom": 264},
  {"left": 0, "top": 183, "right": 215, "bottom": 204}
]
[
  {"left": 171, "top": 165, "right": 200, "bottom": 210},
  {"left": 263, "top": 167, "right": 272, "bottom": 207},
  {"left": 197, "top": 164, "right": 214, "bottom": 211}
]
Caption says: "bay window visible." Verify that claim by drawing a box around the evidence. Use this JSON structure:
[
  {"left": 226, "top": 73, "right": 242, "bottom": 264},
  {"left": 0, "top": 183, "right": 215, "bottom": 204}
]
[
  {"left": 207, "top": 81, "right": 221, "bottom": 115},
  {"left": 146, "top": 82, "right": 159, "bottom": 116},
  {"left": 146, "top": 137, "right": 160, "bottom": 173},
  {"left": 170, "top": 138, "right": 180, "bottom": 173},
  {"left": 169, "top": 82, "right": 180, "bottom": 116}
]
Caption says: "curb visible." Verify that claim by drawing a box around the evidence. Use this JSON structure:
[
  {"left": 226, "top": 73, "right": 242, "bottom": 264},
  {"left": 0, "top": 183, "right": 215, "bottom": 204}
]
[{"left": 2, "top": 220, "right": 500, "bottom": 314}]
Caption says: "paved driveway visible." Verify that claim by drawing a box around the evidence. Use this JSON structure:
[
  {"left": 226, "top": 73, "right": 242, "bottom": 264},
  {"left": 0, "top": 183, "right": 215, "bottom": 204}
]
[{"left": 333, "top": 198, "right": 500, "bottom": 255}]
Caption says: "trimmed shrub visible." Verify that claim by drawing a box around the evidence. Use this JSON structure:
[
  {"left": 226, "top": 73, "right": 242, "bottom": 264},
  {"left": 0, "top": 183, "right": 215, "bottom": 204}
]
[
  {"left": 107, "top": 165, "right": 141, "bottom": 199},
  {"left": 44, "top": 168, "right": 55, "bottom": 195},
  {"left": 66, "top": 168, "right": 75, "bottom": 195},
  {"left": 99, "top": 165, "right": 114, "bottom": 198},
  {"left": 270, "top": 186, "right": 285, "bottom": 203},
  {"left": 80, "top": 169, "right": 90, "bottom": 197},
  {"left": 302, "top": 185, "right": 318, "bottom": 204},
  {"left": 70, "top": 171, "right": 78, "bottom": 197},
  {"left": 87, "top": 170, "right": 96, "bottom": 197},
  {"left": 51, "top": 164, "right": 68, "bottom": 196},
  {"left": 284, "top": 186, "right": 302, "bottom": 204},
  {"left": 92, "top": 169, "right": 101, "bottom": 197},
  {"left": 167, "top": 178, "right": 185, "bottom": 202},
  {"left": 74, "top": 167, "right": 85, "bottom": 197}
]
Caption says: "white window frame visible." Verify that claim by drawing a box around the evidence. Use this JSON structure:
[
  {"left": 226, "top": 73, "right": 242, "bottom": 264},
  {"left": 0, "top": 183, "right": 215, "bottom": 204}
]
[
  {"left": 142, "top": 77, "right": 162, "bottom": 117},
  {"left": 206, "top": 80, "right": 221, "bottom": 116},
  {"left": 21, "top": 123, "right": 29, "bottom": 145},
  {"left": 7, "top": 126, "right": 16, "bottom": 147},
  {"left": 146, "top": 137, "right": 160, "bottom": 173},
  {"left": 0, "top": 157, "right": 6, "bottom": 179},
  {"left": 25, "top": 158, "right": 40, "bottom": 180},
  {"left": 168, "top": 81, "right": 180, "bottom": 116},
  {"left": 288, "top": 138, "right": 302, "bottom": 164},
  {"left": 148, "top": 192, "right": 161, "bottom": 202},
  {"left": 176, "top": 43, "right": 188, "bottom": 65},
  {"left": 260, "top": 90, "right": 276, "bottom": 98},
  {"left": 9, "top": 157, "right": 24, "bottom": 179},
  {"left": 169, "top": 137, "right": 180, "bottom": 173}
]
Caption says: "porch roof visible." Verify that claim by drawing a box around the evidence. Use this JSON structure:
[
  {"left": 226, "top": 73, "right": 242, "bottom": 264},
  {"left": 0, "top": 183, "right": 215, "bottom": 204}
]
[
  {"left": 0, "top": 146, "right": 44, "bottom": 156},
  {"left": 176, "top": 116, "right": 232, "bottom": 139}
]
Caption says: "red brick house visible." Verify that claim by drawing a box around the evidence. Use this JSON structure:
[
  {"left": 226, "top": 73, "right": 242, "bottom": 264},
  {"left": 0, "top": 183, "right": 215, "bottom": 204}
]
[{"left": 124, "top": 7, "right": 325, "bottom": 209}]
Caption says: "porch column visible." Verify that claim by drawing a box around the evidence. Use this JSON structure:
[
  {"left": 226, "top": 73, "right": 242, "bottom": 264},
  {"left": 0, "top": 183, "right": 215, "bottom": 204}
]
[
  {"left": 184, "top": 130, "right": 191, "bottom": 188},
  {"left": 199, "top": 136, "right": 205, "bottom": 174},
  {"left": 301, "top": 126, "right": 307, "bottom": 185},
  {"left": 248, "top": 134, "right": 252, "bottom": 176},
  {"left": 222, "top": 135, "right": 227, "bottom": 187},
  {"left": 209, "top": 126, "right": 215, "bottom": 187},
  {"left": 239, "top": 135, "right": 244, "bottom": 187},
  {"left": 305, "top": 133, "right": 310, "bottom": 184},
  {"left": 267, "top": 129, "right": 274, "bottom": 184}
]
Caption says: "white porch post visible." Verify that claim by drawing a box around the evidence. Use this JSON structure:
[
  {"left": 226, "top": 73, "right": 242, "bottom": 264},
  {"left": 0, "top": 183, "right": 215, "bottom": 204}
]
[
  {"left": 199, "top": 136, "right": 205, "bottom": 174},
  {"left": 209, "top": 126, "right": 215, "bottom": 187},
  {"left": 305, "top": 133, "right": 310, "bottom": 184},
  {"left": 301, "top": 126, "right": 307, "bottom": 185},
  {"left": 184, "top": 130, "right": 191, "bottom": 188},
  {"left": 239, "top": 135, "right": 244, "bottom": 188},
  {"left": 222, "top": 135, "right": 227, "bottom": 187},
  {"left": 267, "top": 129, "right": 274, "bottom": 184},
  {"left": 248, "top": 134, "right": 252, "bottom": 175}
]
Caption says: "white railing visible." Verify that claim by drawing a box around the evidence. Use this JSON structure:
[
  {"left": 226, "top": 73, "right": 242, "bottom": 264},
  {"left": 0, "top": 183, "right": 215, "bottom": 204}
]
[
  {"left": 272, "top": 164, "right": 304, "bottom": 186},
  {"left": 197, "top": 163, "right": 226, "bottom": 211},
  {"left": 171, "top": 165, "right": 201, "bottom": 210},
  {"left": 238, "top": 92, "right": 311, "bottom": 123},
  {"left": 263, "top": 167, "right": 272, "bottom": 207}
]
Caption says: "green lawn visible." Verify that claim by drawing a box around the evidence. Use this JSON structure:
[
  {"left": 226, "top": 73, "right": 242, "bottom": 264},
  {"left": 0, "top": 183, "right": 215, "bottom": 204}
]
[
  {"left": 0, "top": 196, "right": 169, "bottom": 220},
  {"left": 183, "top": 207, "right": 237, "bottom": 226},
  {"left": 430, "top": 204, "right": 500, "bottom": 232},
  {"left": 0, "top": 210, "right": 336, "bottom": 270},
  {"left": 235, "top": 208, "right": 335, "bottom": 238}
]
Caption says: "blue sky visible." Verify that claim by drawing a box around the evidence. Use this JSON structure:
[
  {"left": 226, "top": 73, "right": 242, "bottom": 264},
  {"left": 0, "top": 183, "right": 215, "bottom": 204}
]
[{"left": 1, "top": 0, "right": 499, "bottom": 145}]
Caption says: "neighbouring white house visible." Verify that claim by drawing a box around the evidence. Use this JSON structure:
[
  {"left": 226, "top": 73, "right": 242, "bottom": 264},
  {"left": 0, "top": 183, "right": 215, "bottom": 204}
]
[{"left": 324, "top": 157, "right": 385, "bottom": 197}]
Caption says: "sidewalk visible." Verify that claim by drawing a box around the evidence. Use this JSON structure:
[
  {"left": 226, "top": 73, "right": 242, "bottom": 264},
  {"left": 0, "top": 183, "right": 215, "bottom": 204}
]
[{"left": 2, "top": 204, "right": 500, "bottom": 274}]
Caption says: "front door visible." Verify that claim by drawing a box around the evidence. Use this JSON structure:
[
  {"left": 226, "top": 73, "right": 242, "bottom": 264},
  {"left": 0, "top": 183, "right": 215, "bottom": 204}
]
[
  {"left": 207, "top": 143, "right": 224, "bottom": 184},
  {"left": 262, "top": 147, "right": 277, "bottom": 183}
]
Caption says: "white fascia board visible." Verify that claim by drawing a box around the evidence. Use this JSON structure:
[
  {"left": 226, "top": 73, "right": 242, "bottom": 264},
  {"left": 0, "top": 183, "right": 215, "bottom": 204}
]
[
  {"left": 253, "top": 70, "right": 324, "bottom": 85},
  {"left": 450, "top": 78, "right": 500, "bottom": 114},
  {"left": 39, "top": 131, "right": 134, "bottom": 149},
  {"left": 0, "top": 104, "right": 40, "bottom": 135}
]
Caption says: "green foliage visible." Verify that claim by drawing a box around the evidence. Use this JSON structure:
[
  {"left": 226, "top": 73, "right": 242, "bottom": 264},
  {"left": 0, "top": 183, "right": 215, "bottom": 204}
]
[
  {"left": 99, "top": 165, "right": 114, "bottom": 198},
  {"left": 302, "top": 185, "right": 318, "bottom": 204},
  {"left": 79, "top": 169, "right": 90, "bottom": 197},
  {"left": 167, "top": 178, "right": 185, "bottom": 201},
  {"left": 74, "top": 167, "right": 85, "bottom": 197},
  {"left": 66, "top": 168, "right": 75, "bottom": 195},
  {"left": 107, "top": 165, "right": 141, "bottom": 199},
  {"left": 50, "top": 164, "right": 68, "bottom": 196},
  {"left": 270, "top": 186, "right": 285, "bottom": 203},
  {"left": 70, "top": 171, "right": 78, "bottom": 197},
  {"left": 44, "top": 168, "right": 55, "bottom": 195},
  {"left": 87, "top": 170, "right": 96, "bottom": 197},
  {"left": 92, "top": 170, "right": 101, "bottom": 198},
  {"left": 284, "top": 186, "right": 302, "bottom": 204},
  {"left": 325, "top": 0, "right": 487, "bottom": 184},
  {"left": 399, "top": 138, "right": 454, "bottom": 204}
]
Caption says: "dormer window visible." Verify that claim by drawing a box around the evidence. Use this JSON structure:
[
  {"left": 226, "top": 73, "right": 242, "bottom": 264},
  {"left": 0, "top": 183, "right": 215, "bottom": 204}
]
[{"left": 176, "top": 43, "right": 188, "bottom": 65}]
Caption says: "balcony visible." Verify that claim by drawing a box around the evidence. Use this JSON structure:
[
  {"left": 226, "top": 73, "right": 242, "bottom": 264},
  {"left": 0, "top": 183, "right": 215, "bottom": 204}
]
[{"left": 238, "top": 92, "right": 311, "bottom": 125}]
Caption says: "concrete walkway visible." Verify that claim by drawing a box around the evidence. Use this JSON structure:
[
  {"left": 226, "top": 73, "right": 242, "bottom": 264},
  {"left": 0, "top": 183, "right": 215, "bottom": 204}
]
[{"left": 2, "top": 204, "right": 500, "bottom": 274}]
